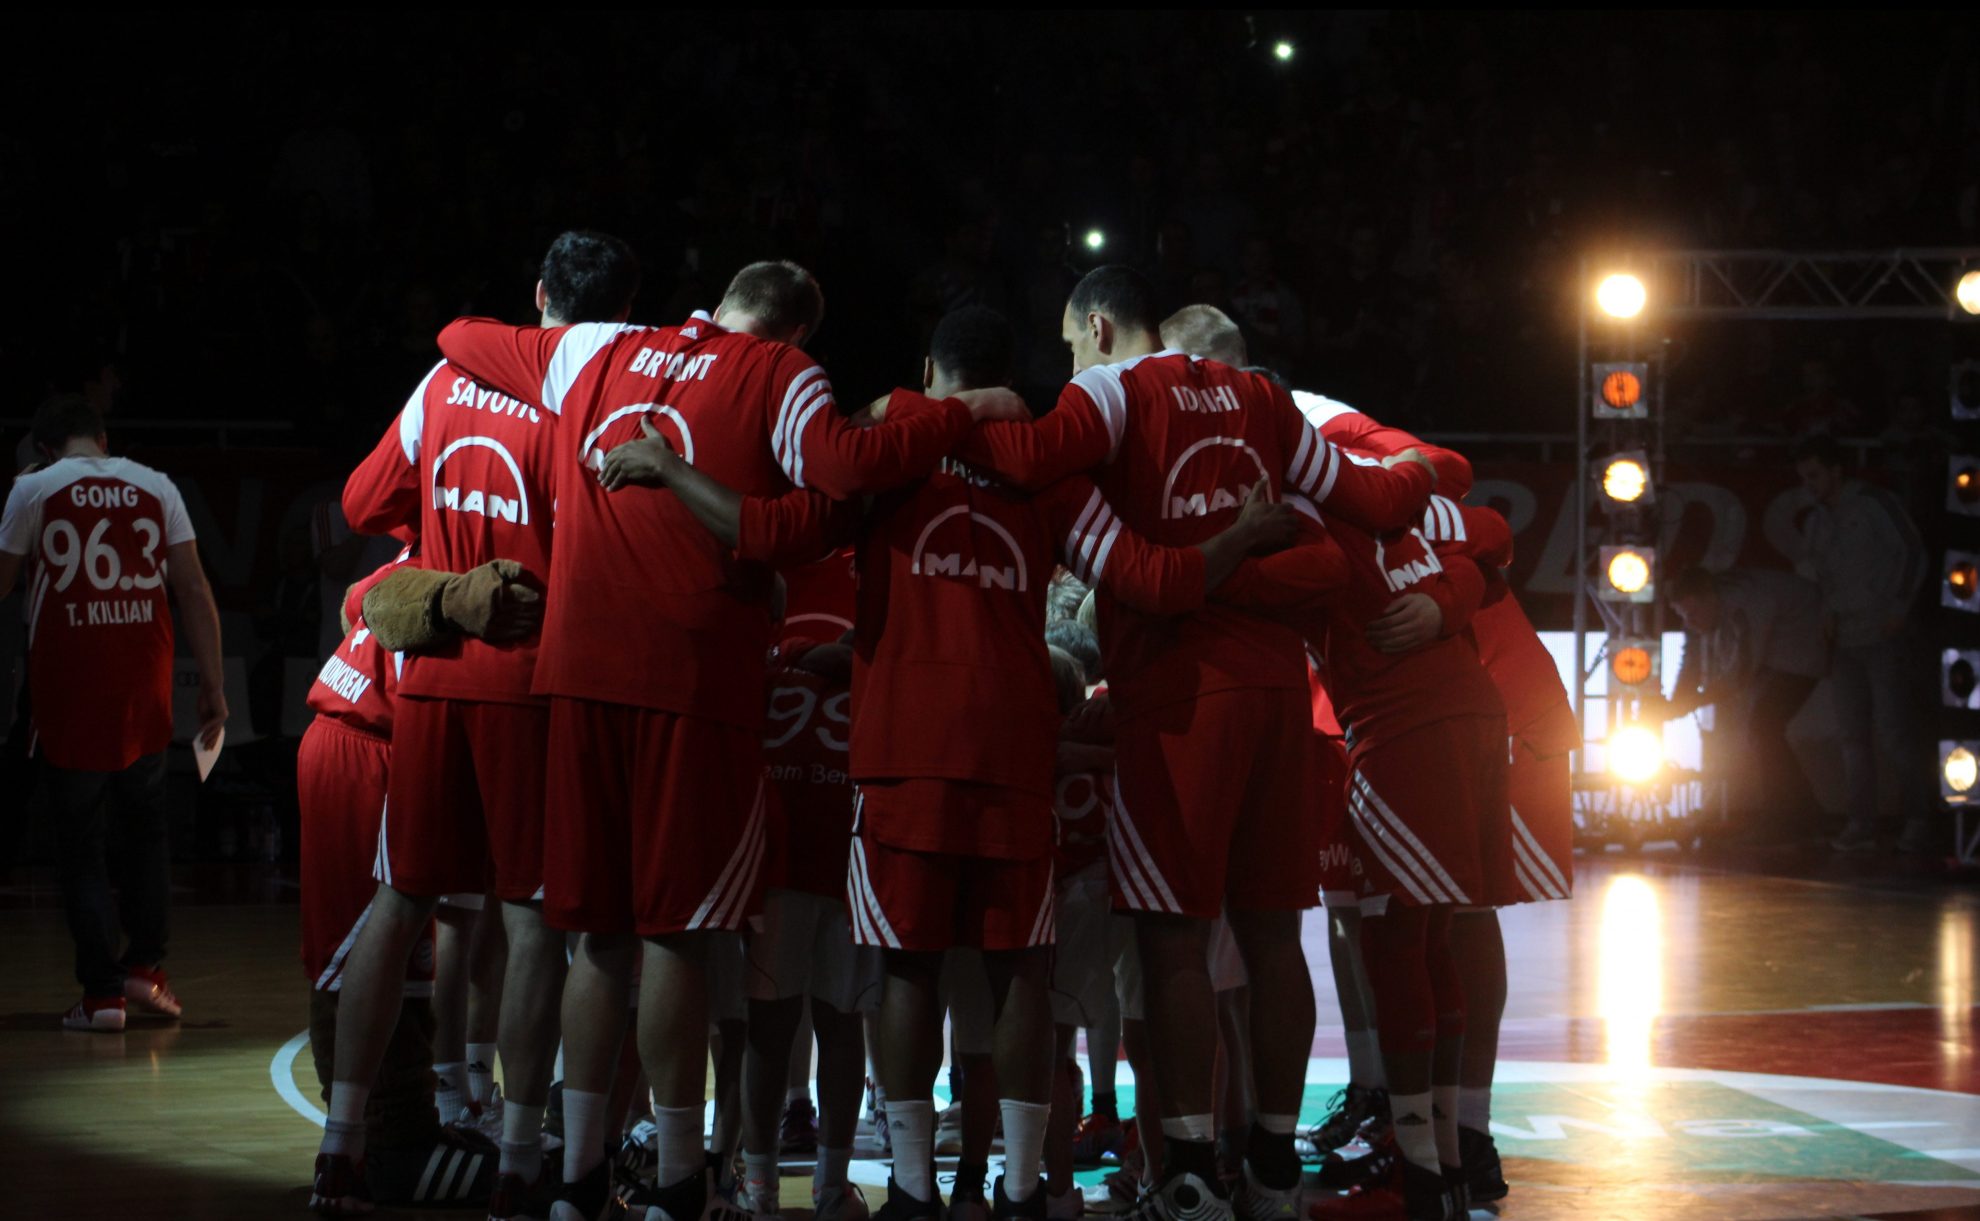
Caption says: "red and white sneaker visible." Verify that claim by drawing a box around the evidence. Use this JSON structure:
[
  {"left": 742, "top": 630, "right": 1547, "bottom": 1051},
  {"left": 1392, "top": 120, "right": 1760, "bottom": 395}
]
[
  {"left": 62, "top": 995, "right": 126, "bottom": 1032},
  {"left": 124, "top": 965, "right": 183, "bottom": 1019}
]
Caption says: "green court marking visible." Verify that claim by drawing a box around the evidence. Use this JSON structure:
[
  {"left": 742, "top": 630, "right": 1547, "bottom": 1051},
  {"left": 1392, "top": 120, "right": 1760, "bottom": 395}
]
[
  {"left": 1487, "top": 1081, "right": 1978, "bottom": 1183},
  {"left": 1063, "top": 1080, "right": 1979, "bottom": 1187}
]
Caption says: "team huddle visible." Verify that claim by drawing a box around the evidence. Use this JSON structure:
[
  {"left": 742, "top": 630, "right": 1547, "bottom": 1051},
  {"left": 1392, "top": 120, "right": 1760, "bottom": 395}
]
[{"left": 295, "top": 232, "right": 1575, "bottom": 1221}]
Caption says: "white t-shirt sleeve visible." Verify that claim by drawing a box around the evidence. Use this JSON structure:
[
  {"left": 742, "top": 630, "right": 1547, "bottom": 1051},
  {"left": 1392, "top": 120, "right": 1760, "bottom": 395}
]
[
  {"left": 0, "top": 478, "right": 41, "bottom": 556},
  {"left": 160, "top": 479, "right": 196, "bottom": 546}
]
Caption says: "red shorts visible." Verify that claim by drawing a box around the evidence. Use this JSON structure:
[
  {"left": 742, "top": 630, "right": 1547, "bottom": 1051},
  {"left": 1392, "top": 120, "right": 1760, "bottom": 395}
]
[
  {"left": 1506, "top": 740, "right": 1574, "bottom": 902},
  {"left": 1109, "top": 687, "right": 1320, "bottom": 918},
  {"left": 846, "top": 823, "right": 1055, "bottom": 953},
  {"left": 381, "top": 697, "right": 547, "bottom": 902},
  {"left": 544, "top": 698, "right": 765, "bottom": 937},
  {"left": 1347, "top": 715, "right": 1515, "bottom": 909},
  {"left": 856, "top": 777, "right": 1054, "bottom": 860},
  {"left": 298, "top": 718, "right": 434, "bottom": 993},
  {"left": 1311, "top": 733, "right": 1362, "bottom": 906}
]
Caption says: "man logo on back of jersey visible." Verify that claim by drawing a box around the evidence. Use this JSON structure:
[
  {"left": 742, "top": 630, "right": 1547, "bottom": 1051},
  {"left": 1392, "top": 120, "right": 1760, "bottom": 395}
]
[
  {"left": 431, "top": 435, "right": 532, "bottom": 526},
  {"left": 576, "top": 404, "right": 694, "bottom": 473},
  {"left": 910, "top": 505, "right": 1031, "bottom": 592},
  {"left": 1161, "top": 436, "right": 1271, "bottom": 520},
  {"left": 1375, "top": 529, "right": 1444, "bottom": 594}
]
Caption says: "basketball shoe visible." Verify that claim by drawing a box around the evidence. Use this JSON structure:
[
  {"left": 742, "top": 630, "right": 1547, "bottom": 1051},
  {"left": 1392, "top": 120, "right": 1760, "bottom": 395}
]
[
  {"left": 62, "top": 995, "right": 125, "bottom": 1032},
  {"left": 124, "top": 965, "right": 182, "bottom": 1018}
]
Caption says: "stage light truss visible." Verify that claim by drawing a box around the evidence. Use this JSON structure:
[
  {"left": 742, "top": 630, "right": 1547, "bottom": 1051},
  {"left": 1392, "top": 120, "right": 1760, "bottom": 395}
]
[{"left": 1646, "top": 249, "right": 1980, "bottom": 321}]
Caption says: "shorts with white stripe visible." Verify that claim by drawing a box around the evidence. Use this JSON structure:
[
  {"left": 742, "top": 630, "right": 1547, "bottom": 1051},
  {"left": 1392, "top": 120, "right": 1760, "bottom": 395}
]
[
  {"left": 300, "top": 717, "right": 434, "bottom": 994},
  {"left": 1505, "top": 741, "right": 1574, "bottom": 902},
  {"left": 542, "top": 698, "right": 768, "bottom": 936},
  {"left": 1346, "top": 714, "right": 1515, "bottom": 909},
  {"left": 845, "top": 828, "right": 1054, "bottom": 953},
  {"left": 1109, "top": 687, "right": 1321, "bottom": 918}
]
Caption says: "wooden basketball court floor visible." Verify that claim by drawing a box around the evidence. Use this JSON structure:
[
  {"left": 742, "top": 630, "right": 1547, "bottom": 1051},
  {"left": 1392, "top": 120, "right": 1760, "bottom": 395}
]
[{"left": 3, "top": 856, "right": 1978, "bottom": 1220}]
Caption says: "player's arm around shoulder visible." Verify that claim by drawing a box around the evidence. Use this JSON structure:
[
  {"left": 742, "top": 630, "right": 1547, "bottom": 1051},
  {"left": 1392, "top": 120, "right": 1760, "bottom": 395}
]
[{"left": 1212, "top": 497, "right": 1351, "bottom": 614}]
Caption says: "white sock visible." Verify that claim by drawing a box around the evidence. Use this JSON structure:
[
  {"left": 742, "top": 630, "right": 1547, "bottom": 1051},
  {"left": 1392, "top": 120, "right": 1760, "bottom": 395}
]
[
  {"left": 998, "top": 1099, "right": 1051, "bottom": 1201},
  {"left": 1458, "top": 1086, "right": 1491, "bottom": 1133},
  {"left": 562, "top": 1090, "right": 610, "bottom": 1184},
  {"left": 1389, "top": 1091, "right": 1438, "bottom": 1173},
  {"left": 888, "top": 1098, "right": 936, "bottom": 1201},
  {"left": 787, "top": 1085, "right": 813, "bottom": 1105},
  {"left": 1159, "top": 1114, "right": 1215, "bottom": 1142},
  {"left": 1345, "top": 1029, "right": 1385, "bottom": 1089},
  {"left": 323, "top": 1083, "right": 370, "bottom": 1159},
  {"left": 815, "top": 1145, "right": 852, "bottom": 1195},
  {"left": 467, "top": 1043, "right": 498, "bottom": 1105},
  {"left": 1432, "top": 1085, "right": 1460, "bottom": 1169},
  {"left": 744, "top": 1151, "right": 781, "bottom": 1213},
  {"left": 1256, "top": 1113, "right": 1297, "bottom": 1135},
  {"left": 434, "top": 1061, "right": 467, "bottom": 1122},
  {"left": 501, "top": 1102, "right": 546, "bottom": 1181},
  {"left": 655, "top": 1104, "right": 706, "bottom": 1189}
]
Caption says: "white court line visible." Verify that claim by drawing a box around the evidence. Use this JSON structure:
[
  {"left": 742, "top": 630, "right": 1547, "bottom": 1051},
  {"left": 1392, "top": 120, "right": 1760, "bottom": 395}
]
[{"left": 273, "top": 1029, "right": 326, "bottom": 1126}]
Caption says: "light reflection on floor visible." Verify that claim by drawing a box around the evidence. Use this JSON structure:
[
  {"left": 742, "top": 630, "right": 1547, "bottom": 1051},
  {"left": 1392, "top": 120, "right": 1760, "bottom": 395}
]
[{"left": 3, "top": 859, "right": 1978, "bottom": 1218}]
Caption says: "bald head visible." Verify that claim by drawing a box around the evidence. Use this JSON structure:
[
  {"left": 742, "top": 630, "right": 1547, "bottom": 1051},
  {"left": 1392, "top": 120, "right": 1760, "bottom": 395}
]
[{"left": 1160, "top": 304, "right": 1247, "bottom": 368}]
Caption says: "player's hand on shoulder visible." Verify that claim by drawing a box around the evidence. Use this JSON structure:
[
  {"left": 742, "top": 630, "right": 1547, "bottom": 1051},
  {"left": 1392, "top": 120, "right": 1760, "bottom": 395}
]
[
  {"left": 1366, "top": 591, "right": 1443, "bottom": 654},
  {"left": 1381, "top": 447, "right": 1438, "bottom": 486},
  {"left": 953, "top": 386, "right": 1030, "bottom": 423},
  {"left": 1236, "top": 479, "right": 1301, "bottom": 553},
  {"left": 599, "top": 416, "right": 681, "bottom": 492}
]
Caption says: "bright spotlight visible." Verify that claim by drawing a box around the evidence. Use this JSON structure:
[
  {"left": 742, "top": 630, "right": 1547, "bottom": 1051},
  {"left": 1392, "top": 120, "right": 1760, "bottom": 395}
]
[
  {"left": 1945, "top": 550, "right": 1980, "bottom": 611},
  {"left": 1600, "top": 545, "right": 1655, "bottom": 603},
  {"left": 1273, "top": 40, "right": 1295, "bottom": 61},
  {"left": 1608, "top": 724, "right": 1664, "bottom": 785},
  {"left": 1083, "top": 229, "right": 1106, "bottom": 252},
  {"left": 1942, "top": 742, "right": 1979, "bottom": 804},
  {"left": 1601, "top": 453, "right": 1651, "bottom": 504},
  {"left": 1950, "top": 457, "right": 1980, "bottom": 516},
  {"left": 1596, "top": 273, "right": 1647, "bottom": 320},
  {"left": 1959, "top": 270, "right": 1980, "bottom": 317}
]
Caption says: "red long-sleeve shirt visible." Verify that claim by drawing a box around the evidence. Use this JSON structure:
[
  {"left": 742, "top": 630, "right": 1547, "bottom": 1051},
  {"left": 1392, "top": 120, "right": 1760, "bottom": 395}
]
[
  {"left": 734, "top": 399, "right": 1207, "bottom": 799},
  {"left": 434, "top": 315, "right": 973, "bottom": 728},
  {"left": 955, "top": 351, "right": 1432, "bottom": 717},
  {"left": 1222, "top": 495, "right": 1510, "bottom": 751}
]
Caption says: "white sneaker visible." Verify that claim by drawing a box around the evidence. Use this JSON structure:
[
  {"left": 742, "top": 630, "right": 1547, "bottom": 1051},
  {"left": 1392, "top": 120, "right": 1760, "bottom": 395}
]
[
  {"left": 1124, "top": 1173, "right": 1233, "bottom": 1221},
  {"left": 1229, "top": 1165, "right": 1301, "bottom": 1221},
  {"left": 935, "top": 1102, "right": 966, "bottom": 1156},
  {"left": 1047, "top": 1186, "right": 1086, "bottom": 1221},
  {"left": 813, "top": 1182, "right": 870, "bottom": 1221},
  {"left": 736, "top": 1180, "right": 785, "bottom": 1221},
  {"left": 454, "top": 1083, "right": 506, "bottom": 1146}
]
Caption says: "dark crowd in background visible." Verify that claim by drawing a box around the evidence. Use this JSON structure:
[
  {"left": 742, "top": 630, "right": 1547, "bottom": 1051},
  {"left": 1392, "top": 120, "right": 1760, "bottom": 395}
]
[{"left": 5, "top": 10, "right": 1980, "bottom": 466}]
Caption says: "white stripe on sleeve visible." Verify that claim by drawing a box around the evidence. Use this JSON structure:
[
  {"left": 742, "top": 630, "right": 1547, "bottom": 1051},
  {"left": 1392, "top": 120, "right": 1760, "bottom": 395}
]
[
  {"left": 772, "top": 366, "right": 830, "bottom": 475},
  {"left": 540, "top": 323, "right": 630, "bottom": 416},
  {"left": 1069, "top": 364, "right": 1129, "bottom": 459},
  {"left": 399, "top": 360, "right": 445, "bottom": 464}
]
